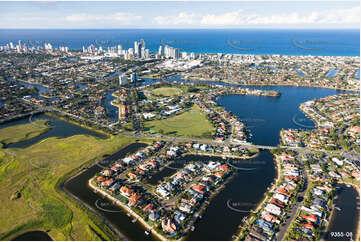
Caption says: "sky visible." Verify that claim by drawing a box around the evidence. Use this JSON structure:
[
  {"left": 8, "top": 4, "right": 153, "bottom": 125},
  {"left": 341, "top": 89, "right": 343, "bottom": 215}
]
[{"left": 0, "top": 1, "right": 359, "bottom": 29}]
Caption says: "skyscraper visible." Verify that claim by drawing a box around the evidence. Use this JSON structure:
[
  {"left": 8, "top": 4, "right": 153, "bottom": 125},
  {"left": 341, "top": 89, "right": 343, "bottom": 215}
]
[{"left": 134, "top": 41, "right": 139, "bottom": 57}]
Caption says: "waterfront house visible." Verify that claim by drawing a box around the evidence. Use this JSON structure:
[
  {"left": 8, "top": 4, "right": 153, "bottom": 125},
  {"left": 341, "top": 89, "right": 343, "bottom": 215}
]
[
  {"left": 128, "top": 193, "right": 142, "bottom": 207},
  {"left": 178, "top": 202, "right": 193, "bottom": 213},
  {"left": 103, "top": 169, "right": 113, "bottom": 176},
  {"left": 149, "top": 211, "right": 161, "bottom": 222},
  {"left": 273, "top": 193, "right": 289, "bottom": 204},
  {"left": 174, "top": 210, "right": 187, "bottom": 224},
  {"left": 161, "top": 217, "right": 177, "bottom": 234},
  {"left": 311, "top": 197, "right": 327, "bottom": 210},
  {"left": 256, "top": 219, "right": 274, "bottom": 232},
  {"left": 101, "top": 178, "right": 114, "bottom": 188},
  {"left": 301, "top": 214, "right": 319, "bottom": 224},
  {"left": 214, "top": 171, "right": 225, "bottom": 178},
  {"left": 313, "top": 188, "right": 325, "bottom": 196},
  {"left": 97, "top": 176, "right": 106, "bottom": 182},
  {"left": 264, "top": 203, "right": 282, "bottom": 216},
  {"left": 277, "top": 187, "right": 290, "bottom": 197},
  {"left": 260, "top": 211, "right": 280, "bottom": 224},
  {"left": 302, "top": 222, "right": 315, "bottom": 230},
  {"left": 143, "top": 203, "right": 156, "bottom": 214},
  {"left": 249, "top": 227, "right": 268, "bottom": 241},
  {"left": 270, "top": 198, "right": 285, "bottom": 208},
  {"left": 192, "top": 184, "right": 206, "bottom": 194},
  {"left": 120, "top": 186, "right": 133, "bottom": 198},
  {"left": 109, "top": 182, "right": 121, "bottom": 193}
]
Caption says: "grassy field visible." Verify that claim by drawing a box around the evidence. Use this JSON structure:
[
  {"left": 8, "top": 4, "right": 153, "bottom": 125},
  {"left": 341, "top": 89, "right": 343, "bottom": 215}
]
[
  {"left": 0, "top": 120, "right": 50, "bottom": 145},
  {"left": 151, "top": 87, "right": 183, "bottom": 97},
  {"left": 0, "top": 121, "right": 152, "bottom": 241},
  {"left": 144, "top": 104, "right": 215, "bottom": 139}
]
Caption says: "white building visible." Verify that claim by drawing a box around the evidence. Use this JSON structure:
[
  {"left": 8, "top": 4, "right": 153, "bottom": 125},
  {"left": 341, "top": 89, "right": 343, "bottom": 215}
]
[
  {"left": 264, "top": 203, "right": 282, "bottom": 216},
  {"left": 119, "top": 74, "right": 128, "bottom": 86}
]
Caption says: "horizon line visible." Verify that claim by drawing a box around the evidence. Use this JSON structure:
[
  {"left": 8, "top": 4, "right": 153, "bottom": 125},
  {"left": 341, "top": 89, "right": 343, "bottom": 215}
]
[{"left": 0, "top": 28, "right": 360, "bottom": 30}]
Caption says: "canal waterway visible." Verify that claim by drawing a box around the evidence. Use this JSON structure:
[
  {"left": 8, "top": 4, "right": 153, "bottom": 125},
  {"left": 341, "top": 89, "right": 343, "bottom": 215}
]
[
  {"left": 325, "top": 184, "right": 359, "bottom": 241},
  {"left": 11, "top": 230, "right": 52, "bottom": 241}
]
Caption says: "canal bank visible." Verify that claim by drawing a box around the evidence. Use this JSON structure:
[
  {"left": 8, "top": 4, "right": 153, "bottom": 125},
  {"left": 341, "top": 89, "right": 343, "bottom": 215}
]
[
  {"left": 325, "top": 183, "right": 360, "bottom": 241},
  {"left": 63, "top": 143, "right": 154, "bottom": 241},
  {"left": 11, "top": 230, "right": 53, "bottom": 241}
]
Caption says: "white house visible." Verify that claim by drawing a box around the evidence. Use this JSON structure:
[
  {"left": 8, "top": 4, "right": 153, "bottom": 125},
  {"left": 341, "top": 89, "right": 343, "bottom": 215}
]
[{"left": 264, "top": 203, "right": 282, "bottom": 216}]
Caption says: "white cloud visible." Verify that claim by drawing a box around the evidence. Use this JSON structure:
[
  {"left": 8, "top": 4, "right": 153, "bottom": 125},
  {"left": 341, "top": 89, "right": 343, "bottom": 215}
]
[
  {"left": 154, "top": 6, "right": 360, "bottom": 26},
  {"left": 200, "top": 10, "right": 244, "bottom": 25},
  {"left": 65, "top": 12, "right": 142, "bottom": 24},
  {"left": 153, "top": 12, "right": 200, "bottom": 25}
]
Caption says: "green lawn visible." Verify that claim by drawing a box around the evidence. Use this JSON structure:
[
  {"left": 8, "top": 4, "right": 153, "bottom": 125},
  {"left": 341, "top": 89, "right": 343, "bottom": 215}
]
[
  {"left": 0, "top": 121, "right": 153, "bottom": 241},
  {"left": 151, "top": 87, "right": 183, "bottom": 97},
  {"left": 0, "top": 120, "right": 50, "bottom": 145},
  {"left": 144, "top": 105, "right": 215, "bottom": 139}
]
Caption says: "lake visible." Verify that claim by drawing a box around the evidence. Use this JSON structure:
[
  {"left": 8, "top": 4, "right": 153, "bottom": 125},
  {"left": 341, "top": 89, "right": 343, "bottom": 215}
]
[{"left": 0, "top": 114, "right": 107, "bottom": 148}]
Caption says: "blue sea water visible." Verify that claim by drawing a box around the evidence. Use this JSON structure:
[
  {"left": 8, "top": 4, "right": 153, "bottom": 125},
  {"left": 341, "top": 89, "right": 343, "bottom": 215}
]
[{"left": 0, "top": 29, "right": 359, "bottom": 56}]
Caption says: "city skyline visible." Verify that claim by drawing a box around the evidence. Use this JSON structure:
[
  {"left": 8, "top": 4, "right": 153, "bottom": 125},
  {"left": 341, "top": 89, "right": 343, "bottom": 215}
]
[{"left": 0, "top": 1, "right": 359, "bottom": 29}]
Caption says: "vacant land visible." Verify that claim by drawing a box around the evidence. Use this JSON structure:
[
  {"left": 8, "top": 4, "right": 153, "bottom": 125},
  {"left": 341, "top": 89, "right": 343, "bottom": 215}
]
[
  {"left": 151, "top": 87, "right": 183, "bottom": 96},
  {"left": 144, "top": 104, "right": 215, "bottom": 139},
  {"left": 0, "top": 121, "right": 152, "bottom": 241},
  {"left": 0, "top": 120, "right": 50, "bottom": 145}
]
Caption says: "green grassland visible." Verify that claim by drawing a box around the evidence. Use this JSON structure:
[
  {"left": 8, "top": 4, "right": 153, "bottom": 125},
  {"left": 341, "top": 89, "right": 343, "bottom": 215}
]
[
  {"left": 0, "top": 120, "right": 50, "bottom": 145},
  {"left": 151, "top": 87, "right": 183, "bottom": 97},
  {"left": 0, "top": 122, "right": 151, "bottom": 241},
  {"left": 144, "top": 104, "right": 215, "bottom": 139}
]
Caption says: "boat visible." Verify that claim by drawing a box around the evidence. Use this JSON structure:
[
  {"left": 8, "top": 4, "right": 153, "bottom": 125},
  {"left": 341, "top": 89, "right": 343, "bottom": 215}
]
[
  {"left": 145, "top": 230, "right": 151, "bottom": 235},
  {"left": 127, "top": 213, "right": 131, "bottom": 217},
  {"left": 132, "top": 218, "right": 137, "bottom": 223},
  {"left": 335, "top": 207, "right": 341, "bottom": 211},
  {"left": 191, "top": 226, "right": 195, "bottom": 231}
]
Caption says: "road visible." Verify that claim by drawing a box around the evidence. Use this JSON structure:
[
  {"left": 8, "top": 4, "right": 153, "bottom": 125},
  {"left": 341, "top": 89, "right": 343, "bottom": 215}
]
[{"left": 275, "top": 160, "right": 309, "bottom": 240}]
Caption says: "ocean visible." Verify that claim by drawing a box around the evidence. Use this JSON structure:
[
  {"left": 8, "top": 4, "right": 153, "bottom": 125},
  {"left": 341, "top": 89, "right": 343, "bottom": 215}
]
[{"left": 0, "top": 29, "right": 359, "bottom": 56}]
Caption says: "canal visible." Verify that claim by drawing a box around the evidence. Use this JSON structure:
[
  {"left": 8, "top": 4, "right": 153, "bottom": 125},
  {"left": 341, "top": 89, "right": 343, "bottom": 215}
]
[
  {"left": 325, "top": 184, "right": 359, "bottom": 241},
  {"left": 12, "top": 230, "right": 52, "bottom": 241}
]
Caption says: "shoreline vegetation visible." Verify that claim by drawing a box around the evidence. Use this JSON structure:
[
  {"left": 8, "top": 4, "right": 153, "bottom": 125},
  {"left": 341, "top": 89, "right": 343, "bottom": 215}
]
[
  {"left": 181, "top": 76, "right": 358, "bottom": 92},
  {"left": 0, "top": 119, "right": 51, "bottom": 146},
  {"left": 45, "top": 112, "right": 110, "bottom": 138},
  {"left": 0, "top": 117, "right": 146, "bottom": 241}
]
